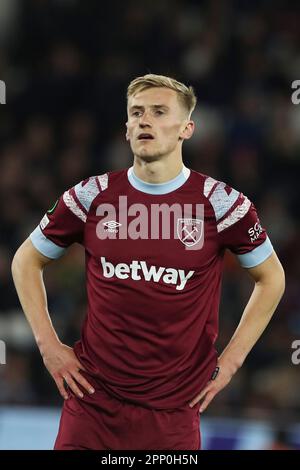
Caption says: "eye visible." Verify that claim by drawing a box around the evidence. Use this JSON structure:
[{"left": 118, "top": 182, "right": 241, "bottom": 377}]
[
  {"left": 132, "top": 111, "right": 142, "bottom": 117},
  {"left": 155, "top": 110, "right": 164, "bottom": 116}
]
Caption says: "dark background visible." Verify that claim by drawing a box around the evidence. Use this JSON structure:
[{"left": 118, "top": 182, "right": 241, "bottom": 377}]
[{"left": 0, "top": 0, "right": 299, "bottom": 442}]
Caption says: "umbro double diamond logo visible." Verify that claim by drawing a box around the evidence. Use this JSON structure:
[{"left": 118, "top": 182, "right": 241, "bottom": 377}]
[{"left": 103, "top": 221, "right": 122, "bottom": 233}]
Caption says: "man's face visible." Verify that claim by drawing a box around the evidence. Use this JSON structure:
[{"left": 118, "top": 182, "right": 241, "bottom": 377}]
[{"left": 126, "top": 87, "right": 193, "bottom": 160}]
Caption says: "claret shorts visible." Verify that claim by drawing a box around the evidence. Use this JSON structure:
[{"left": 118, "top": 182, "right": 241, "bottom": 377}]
[{"left": 54, "top": 381, "right": 201, "bottom": 450}]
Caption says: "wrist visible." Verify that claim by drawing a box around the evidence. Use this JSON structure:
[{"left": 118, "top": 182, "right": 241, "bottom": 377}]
[
  {"left": 218, "top": 353, "right": 244, "bottom": 376},
  {"left": 36, "top": 331, "right": 61, "bottom": 357}
]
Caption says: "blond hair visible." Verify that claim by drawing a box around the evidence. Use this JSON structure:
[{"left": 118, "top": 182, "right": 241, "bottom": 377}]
[{"left": 127, "top": 74, "right": 197, "bottom": 117}]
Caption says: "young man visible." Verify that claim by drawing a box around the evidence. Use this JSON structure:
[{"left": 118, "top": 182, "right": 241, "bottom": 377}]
[{"left": 12, "top": 74, "right": 285, "bottom": 450}]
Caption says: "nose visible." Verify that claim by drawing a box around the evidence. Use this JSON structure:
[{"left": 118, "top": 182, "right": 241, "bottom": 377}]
[{"left": 139, "top": 111, "right": 152, "bottom": 128}]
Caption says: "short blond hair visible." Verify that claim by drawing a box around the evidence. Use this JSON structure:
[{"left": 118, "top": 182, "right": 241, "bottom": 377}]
[{"left": 127, "top": 74, "right": 197, "bottom": 117}]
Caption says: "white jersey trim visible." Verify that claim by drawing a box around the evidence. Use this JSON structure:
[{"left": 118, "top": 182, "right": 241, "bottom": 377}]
[
  {"left": 208, "top": 181, "right": 240, "bottom": 221},
  {"left": 204, "top": 176, "right": 217, "bottom": 197},
  {"left": 98, "top": 173, "right": 108, "bottom": 191},
  {"left": 217, "top": 197, "right": 251, "bottom": 233},
  {"left": 63, "top": 191, "right": 87, "bottom": 223},
  {"left": 74, "top": 177, "right": 100, "bottom": 212}
]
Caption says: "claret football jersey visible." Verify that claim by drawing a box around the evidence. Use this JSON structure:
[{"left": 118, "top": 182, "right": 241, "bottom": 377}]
[{"left": 30, "top": 166, "right": 273, "bottom": 409}]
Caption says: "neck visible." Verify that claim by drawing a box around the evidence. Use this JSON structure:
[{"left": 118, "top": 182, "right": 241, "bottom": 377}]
[{"left": 133, "top": 153, "right": 183, "bottom": 184}]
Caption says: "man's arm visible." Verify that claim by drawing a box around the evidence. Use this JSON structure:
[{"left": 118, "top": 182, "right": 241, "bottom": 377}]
[
  {"left": 189, "top": 251, "right": 285, "bottom": 410},
  {"left": 11, "top": 238, "right": 95, "bottom": 399}
]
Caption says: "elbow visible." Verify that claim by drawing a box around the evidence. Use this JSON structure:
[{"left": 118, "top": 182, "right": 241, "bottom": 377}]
[
  {"left": 11, "top": 242, "right": 29, "bottom": 279},
  {"left": 255, "top": 260, "right": 286, "bottom": 300},
  {"left": 11, "top": 246, "right": 22, "bottom": 279},
  {"left": 278, "top": 265, "right": 286, "bottom": 299},
  {"left": 270, "top": 262, "right": 285, "bottom": 300},
  {"left": 12, "top": 238, "right": 51, "bottom": 276}
]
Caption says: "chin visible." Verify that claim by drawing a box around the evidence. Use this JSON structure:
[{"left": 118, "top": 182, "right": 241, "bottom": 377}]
[
  {"left": 139, "top": 155, "right": 161, "bottom": 163},
  {"left": 135, "top": 150, "right": 163, "bottom": 162}
]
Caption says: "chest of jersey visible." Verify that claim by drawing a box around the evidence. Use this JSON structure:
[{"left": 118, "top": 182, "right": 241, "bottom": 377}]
[{"left": 84, "top": 190, "right": 219, "bottom": 287}]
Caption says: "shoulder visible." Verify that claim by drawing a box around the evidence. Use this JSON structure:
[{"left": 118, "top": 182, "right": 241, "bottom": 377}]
[
  {"left": 62, "top": 169, "right": 126, "bottom": 221},
  {"left": 190, "top": 169, "right": 251, "bottom": 227},
  {"left": 190, "top": 169, "right": 238, "bottom": 203},
  {"left": 65, "top": 169, "right": 126, "bottom": 210}
]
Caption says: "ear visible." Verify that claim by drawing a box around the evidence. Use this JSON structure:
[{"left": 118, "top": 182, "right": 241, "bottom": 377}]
[{"left": 179, "top": 120, "right": 195, "bottom": 141}]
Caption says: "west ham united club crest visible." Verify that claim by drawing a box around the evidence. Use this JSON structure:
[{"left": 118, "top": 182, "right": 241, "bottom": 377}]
[{"left": 177, "top": 218, "right": 204, "bottom": 249}]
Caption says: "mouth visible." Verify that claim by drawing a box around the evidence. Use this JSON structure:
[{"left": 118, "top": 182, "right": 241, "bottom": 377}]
[{"left": 137, "top": 133, "right": 154, "bottom": 141}]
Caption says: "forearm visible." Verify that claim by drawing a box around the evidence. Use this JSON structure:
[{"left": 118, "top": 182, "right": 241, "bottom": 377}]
[
  {"left": 11, "top": 253, "right": 60, "bottom": 354},
  {"left": 12, "top": 243, "right": 94, "bottom": 400},
  {"left": 219, "top": 274, "right": 285, "bottom": 374}
]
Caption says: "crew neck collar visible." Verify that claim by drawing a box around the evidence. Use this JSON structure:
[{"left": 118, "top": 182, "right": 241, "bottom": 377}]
[{"left": 127, "top": 166, "right": 191, "bottom": 195}]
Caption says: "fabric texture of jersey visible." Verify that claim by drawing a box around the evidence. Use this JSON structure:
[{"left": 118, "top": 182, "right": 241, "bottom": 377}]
[{"left": 30, "top": 168, "right": 273, "bottom": 410}]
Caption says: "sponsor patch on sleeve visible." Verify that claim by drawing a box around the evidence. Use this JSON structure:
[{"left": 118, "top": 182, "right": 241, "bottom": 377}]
[{"left": 40, "top": 214, "right": 50, "bottom": 230}]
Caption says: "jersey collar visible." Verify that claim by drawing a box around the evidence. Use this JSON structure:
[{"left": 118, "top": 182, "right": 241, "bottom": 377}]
[{"left": 127, "top": 166, "right": 191, "bottom": 195}]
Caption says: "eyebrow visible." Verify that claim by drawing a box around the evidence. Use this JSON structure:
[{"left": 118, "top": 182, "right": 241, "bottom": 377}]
[{"left": 129, "top": 104, "right": 169, "bottom": 112}]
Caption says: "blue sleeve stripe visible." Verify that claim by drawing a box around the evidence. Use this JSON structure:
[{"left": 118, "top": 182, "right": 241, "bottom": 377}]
[
  {"left": 29, "top": 226, "right": 66, "bottom": 259},
  {"left": 237, "top": 237, "right": 274, "bottom": 268}
]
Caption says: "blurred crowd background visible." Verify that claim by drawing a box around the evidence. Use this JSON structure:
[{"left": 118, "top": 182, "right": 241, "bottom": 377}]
[{"left": 0, "top": 0, "right": 300, "bottom": 448}]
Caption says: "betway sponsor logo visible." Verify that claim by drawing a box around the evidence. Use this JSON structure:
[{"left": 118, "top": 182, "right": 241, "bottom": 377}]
[{"left": 101, "top": 257, "right": 194, "bottom": 291}]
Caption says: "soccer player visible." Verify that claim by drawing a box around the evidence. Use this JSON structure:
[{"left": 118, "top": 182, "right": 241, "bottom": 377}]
[{"left": 12, "top": 74, "right": 285, "bottom": 450}]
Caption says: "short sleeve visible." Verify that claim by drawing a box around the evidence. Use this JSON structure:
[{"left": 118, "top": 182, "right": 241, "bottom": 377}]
[
  {"left": 206, "top": 178, "right": 274, "bottom": 268},
  {"left": 29, "top": 175, "right": 107, "bottom": 259}
]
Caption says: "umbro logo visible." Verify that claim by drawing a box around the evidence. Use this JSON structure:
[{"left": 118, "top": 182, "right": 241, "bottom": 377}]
[{"left": 103, "top": 220, "right": 122, "bottom": 233}]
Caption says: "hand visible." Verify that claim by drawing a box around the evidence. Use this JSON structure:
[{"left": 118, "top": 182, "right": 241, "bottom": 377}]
[
  {"left": 189, "top": 359, "right": 235, "bottom": 412},
  {"left": 41, "top": 341, "right": 95, "bottom": 400}
]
